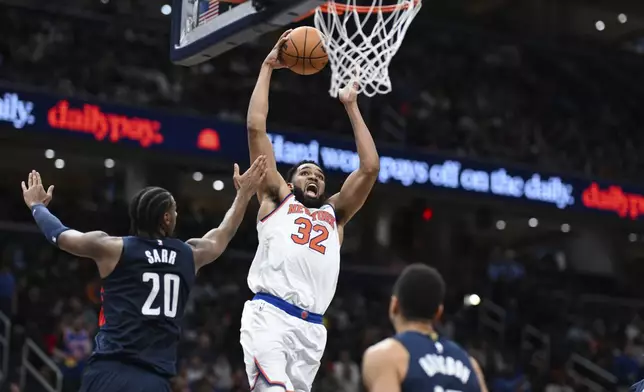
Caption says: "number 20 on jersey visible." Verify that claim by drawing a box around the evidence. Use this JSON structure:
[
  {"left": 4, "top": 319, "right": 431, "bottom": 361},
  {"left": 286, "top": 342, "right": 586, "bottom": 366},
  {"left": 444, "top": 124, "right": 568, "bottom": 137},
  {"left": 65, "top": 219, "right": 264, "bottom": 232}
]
[{"left": 142, "top": 272, "right": 180, "bottom": 318}]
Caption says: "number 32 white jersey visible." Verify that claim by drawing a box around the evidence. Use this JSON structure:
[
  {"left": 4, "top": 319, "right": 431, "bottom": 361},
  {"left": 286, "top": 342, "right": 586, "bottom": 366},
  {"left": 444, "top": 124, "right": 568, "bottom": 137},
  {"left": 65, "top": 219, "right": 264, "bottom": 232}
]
[{"left": 248, "top": 193, "right": 341, "bottom": 315}]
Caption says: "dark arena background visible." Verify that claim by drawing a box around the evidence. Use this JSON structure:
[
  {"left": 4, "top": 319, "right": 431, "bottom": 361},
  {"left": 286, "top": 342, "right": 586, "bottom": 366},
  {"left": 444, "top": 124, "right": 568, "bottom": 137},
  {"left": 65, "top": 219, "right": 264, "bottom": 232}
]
[{"left": 2, "top": 0, "right": 644, "bottom": 391}]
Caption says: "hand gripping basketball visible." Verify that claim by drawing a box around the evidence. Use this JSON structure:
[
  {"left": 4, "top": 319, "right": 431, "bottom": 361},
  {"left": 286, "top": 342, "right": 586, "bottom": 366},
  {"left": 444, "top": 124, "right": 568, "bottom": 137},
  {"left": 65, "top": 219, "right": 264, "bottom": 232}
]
[
  {"left": 280, "top": 26, "right": 328, "bottom": 75},
  {"left": 264, "top": 30, "right": 292, "bottom": 70}
]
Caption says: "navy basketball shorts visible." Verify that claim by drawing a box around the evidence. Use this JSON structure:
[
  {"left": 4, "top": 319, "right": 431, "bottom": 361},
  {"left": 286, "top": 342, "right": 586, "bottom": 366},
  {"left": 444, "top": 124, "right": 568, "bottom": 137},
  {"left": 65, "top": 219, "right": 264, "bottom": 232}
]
[{"left": 79, "top": 359, "right": 171, "bottom": 392}]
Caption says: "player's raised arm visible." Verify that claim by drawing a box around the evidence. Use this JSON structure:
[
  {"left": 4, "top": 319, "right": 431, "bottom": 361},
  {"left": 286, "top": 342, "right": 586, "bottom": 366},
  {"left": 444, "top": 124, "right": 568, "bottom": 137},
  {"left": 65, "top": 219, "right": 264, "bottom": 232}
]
[
  {"left": 188, "top": 156, "right": 267, "bottom": 270},
  {"left": 21, "top": 171, "right": 122, "bottom": 276},
  {"left": 362, "top": 339, "right": 405, "bottom": 392},
  {"left": 246, "top": 30, "right": 292, "bottom": 201},
  {"left": 327, "top": 81, "right": 380, "bottom": 226}
]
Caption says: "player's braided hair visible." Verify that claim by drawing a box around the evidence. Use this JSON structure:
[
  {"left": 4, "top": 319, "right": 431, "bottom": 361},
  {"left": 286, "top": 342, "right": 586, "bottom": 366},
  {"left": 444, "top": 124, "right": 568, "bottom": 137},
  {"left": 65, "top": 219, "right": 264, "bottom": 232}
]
[
  {"left": 128, "top": 186, "right": 173, "bottom": 237},
  {"left": 285, "top": 160, "right": 322, "bottom": 183}
]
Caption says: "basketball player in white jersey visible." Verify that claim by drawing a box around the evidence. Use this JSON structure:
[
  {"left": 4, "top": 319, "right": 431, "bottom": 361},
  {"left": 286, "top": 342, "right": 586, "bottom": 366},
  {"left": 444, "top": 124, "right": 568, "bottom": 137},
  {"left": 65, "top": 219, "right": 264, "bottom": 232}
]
[{"left": 240, "top": 30, "right": 380, "bottom": 392}]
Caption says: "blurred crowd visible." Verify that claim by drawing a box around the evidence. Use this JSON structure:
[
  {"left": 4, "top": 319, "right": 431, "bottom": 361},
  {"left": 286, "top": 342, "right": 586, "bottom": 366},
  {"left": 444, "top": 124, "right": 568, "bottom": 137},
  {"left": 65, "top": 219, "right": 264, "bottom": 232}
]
[
  {"left": 2, "top": 5, "right": 644, "bottom": 182},
  {"left": 2, "top": 1, "right": 644, "bottom": 392},
  {"left": 0, "top": 189, "right": 644, "bottom": 392}
]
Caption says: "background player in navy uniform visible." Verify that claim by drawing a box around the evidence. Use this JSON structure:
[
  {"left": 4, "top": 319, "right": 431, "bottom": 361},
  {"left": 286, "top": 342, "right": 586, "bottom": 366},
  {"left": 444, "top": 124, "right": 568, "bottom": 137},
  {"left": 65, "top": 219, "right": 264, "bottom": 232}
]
[
  {"left": 20, "top": 156, "right": 267, "bottom": 392},
  {"left": 362, "top": 264, "right": 488, "bottom": 392}
]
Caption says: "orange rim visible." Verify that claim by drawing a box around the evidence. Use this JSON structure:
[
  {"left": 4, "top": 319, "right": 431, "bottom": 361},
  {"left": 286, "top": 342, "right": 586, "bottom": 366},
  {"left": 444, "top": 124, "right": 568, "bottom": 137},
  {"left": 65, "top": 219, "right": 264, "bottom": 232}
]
[
  {"left": 320, "top": 0, "right": 419, "bottom": 13},
  {"left": 294, "top": 0, "right": 419, "bottom": 21}
]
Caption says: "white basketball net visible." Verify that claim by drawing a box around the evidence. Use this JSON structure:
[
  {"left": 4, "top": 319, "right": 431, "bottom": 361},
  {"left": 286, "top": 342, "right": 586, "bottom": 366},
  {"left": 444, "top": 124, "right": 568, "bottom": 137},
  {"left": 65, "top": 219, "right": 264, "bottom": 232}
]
[{"left": 313, "top": 0, "right": 421, "bottom": 97}]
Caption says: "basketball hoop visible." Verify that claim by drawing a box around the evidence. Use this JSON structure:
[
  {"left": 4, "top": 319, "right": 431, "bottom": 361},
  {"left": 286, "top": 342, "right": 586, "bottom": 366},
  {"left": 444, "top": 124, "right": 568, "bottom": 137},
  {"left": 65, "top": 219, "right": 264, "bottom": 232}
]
[{"left": 311, "top": 0, "right": 421, "bottom": 97}]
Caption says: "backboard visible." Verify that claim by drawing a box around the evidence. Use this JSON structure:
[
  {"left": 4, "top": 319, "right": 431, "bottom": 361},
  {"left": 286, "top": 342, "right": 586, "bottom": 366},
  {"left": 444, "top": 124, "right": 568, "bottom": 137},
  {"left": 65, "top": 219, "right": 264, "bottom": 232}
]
[{"left": 171, "top": 0, "right": 324, "bottom": 66}]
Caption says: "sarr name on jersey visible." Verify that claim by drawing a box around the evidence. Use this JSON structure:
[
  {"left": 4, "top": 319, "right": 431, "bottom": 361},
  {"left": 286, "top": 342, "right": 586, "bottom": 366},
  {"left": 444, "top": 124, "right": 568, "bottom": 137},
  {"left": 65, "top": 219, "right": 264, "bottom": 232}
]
[{"left": 145, "top": 249, "right": 177, "bottom": 265}]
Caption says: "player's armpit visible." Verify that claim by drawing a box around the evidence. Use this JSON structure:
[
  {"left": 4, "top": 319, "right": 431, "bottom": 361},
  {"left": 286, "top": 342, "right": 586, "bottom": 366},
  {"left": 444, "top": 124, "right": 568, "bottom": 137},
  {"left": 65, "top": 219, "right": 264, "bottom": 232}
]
[
  {"left": 57, "top": 231, "right": 123, "bottom": 269},
  {"left": 469, "top": 356, "right": 489, "bottom": 392},
  {"left": 247, "top": 64, "right": 290, "bottom": 201},
  {"left": 188, "top": 225, "right": 241, "bottom": 270},
  {"left": 187, "top": 227, "right": 237, "bottom": 271},
  {"left": 186, "top": 238, "right": 221, "bottom": 271},
  {"left": 362, "top": 339, "right": 405, "bottom": 392}
]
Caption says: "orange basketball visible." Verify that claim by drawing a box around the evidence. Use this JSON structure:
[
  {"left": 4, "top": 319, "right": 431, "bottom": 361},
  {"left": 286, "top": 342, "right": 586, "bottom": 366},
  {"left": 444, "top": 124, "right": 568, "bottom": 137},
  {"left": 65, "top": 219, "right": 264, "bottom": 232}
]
[{"left": 280, "top": 26, "right": 328, "bottom": 76}]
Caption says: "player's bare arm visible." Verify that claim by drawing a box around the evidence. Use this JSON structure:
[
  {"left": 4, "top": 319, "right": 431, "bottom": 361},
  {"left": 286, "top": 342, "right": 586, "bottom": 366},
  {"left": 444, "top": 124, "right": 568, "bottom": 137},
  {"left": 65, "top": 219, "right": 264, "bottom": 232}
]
[
  {"left": 247, "top": 30, "right": 293, "bottom": 205},
  {"left": 327, "top": 81, "right": 380, "bottom": 227},
  {"left": 187, "top": 156, "right": 267, "bottom": 270},
  {"left": 362, "top": 338, "right": 408, "bottom": 392},
  {"left": 469, "top": 356, "right": 489, "bottom": 392},
  {"left": 22, "top": 170, "right": 123, "bottom": 277}
]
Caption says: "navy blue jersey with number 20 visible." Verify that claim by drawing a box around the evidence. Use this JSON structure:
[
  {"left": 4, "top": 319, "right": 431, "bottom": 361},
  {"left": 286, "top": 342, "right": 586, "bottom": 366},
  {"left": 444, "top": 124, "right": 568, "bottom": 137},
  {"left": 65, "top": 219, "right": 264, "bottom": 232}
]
[{"left": 92, "top": 236, "right": 196, "bottom": 377}]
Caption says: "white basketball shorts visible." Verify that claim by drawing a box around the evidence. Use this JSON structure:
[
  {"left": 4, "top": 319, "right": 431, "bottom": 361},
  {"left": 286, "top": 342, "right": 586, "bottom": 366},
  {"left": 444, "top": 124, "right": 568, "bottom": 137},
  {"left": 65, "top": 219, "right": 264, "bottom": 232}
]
[{"left": 240, "top": 297, "right": 327, "bottom": 392}]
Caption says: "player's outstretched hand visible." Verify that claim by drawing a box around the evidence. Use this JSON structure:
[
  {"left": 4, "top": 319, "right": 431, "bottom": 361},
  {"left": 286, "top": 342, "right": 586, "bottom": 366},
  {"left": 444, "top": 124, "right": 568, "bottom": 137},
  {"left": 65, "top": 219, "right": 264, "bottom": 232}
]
[
  {"left": 21, "top": 170, "right": 55, "bottom": 208},
  {"left": 233, "top": 155, "right": 267, "bottom": 200},
  {"left": 264, "top": 29, "right": 292, "bottom": 69},
  {"left": 339, "top": 80, "right": 359, "bottom": 105}
]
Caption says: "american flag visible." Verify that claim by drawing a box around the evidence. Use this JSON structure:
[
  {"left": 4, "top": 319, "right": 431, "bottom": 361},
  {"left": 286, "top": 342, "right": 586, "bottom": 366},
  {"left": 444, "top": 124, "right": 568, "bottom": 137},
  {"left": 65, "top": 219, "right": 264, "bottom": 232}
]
[{"left": 198, "top": 0, "right": 219, "bottom": 25}]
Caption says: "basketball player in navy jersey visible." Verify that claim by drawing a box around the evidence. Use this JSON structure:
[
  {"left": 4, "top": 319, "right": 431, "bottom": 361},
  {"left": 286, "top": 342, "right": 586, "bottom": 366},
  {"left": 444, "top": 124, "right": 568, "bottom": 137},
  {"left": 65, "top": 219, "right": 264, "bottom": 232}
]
[
  {"left": 20, "top": 157, "right": 267, "bottom": 392},
  {"left": 362, "top": 264, "right": 488, "bottom": 392}
]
